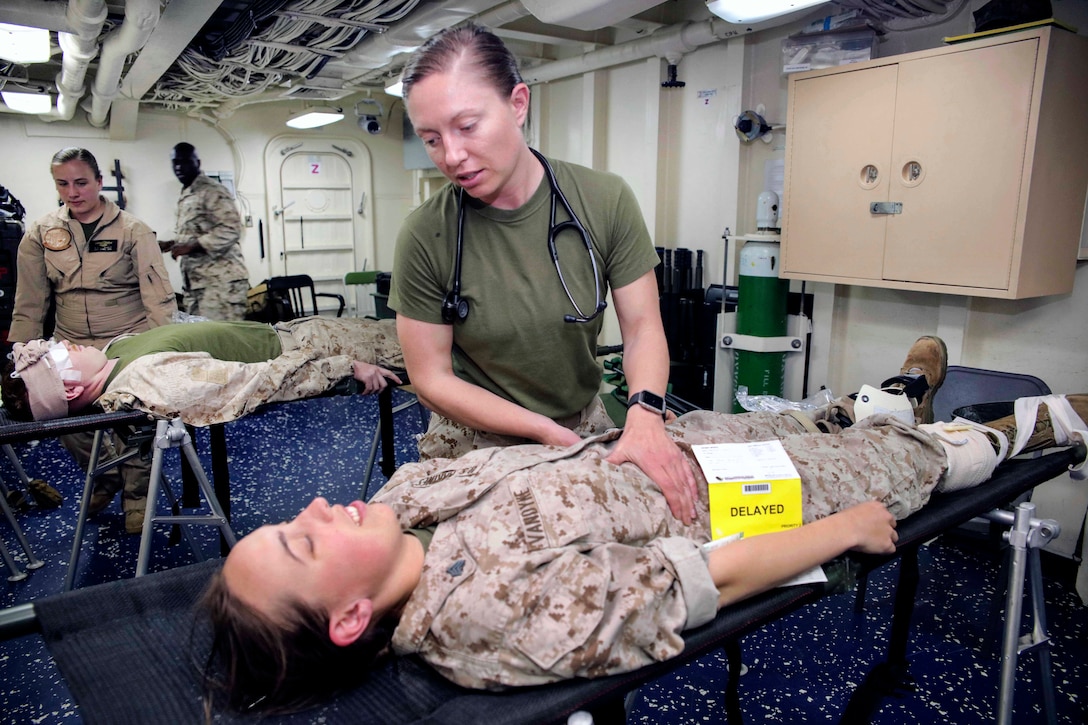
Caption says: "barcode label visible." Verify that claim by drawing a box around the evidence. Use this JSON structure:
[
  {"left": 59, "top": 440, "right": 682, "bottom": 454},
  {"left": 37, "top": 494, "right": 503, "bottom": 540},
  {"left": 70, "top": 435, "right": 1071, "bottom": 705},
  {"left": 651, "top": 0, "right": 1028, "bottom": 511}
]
[{"left": 743, "top": 483, "right": 771, "bottom": 495}]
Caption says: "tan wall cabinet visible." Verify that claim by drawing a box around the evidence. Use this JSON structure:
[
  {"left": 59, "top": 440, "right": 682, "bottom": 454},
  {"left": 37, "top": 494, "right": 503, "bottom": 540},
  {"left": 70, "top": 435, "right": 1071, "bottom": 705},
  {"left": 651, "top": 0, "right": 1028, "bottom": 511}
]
[{"left": 780, "top": 27, "right": 1088, "bottom": 299}]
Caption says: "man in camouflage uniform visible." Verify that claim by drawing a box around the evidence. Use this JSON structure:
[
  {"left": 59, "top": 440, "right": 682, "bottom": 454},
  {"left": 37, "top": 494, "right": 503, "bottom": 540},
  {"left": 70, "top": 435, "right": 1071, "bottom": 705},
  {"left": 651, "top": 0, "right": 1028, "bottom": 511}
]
[{"left": 159, "top": 143, "right": 248, "bottom": 320}]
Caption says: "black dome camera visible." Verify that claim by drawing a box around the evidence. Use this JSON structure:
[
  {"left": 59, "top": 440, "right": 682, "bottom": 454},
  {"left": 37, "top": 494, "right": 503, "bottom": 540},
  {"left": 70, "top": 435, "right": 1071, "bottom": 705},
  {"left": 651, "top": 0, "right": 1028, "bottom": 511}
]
[{"left": 360, "top": 114, "right": 381, "bottom": 135}]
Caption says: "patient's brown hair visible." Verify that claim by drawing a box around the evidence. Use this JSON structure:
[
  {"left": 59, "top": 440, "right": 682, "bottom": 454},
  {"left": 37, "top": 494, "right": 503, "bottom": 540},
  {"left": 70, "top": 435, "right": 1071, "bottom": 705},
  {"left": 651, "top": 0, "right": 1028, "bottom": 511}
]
[
  {"left": 0, "top": 358, "right": 34, "bottom": 421},
  {"left": 200, "top": 569, "right": 396, "bottom": 714}
]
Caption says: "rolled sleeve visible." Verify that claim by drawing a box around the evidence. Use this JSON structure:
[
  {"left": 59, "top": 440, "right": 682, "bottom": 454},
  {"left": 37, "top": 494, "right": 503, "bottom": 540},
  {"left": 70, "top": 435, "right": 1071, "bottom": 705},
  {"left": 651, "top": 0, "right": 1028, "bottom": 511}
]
[{"left": 656, "top": 536, "right": 718, "bottom": 629}]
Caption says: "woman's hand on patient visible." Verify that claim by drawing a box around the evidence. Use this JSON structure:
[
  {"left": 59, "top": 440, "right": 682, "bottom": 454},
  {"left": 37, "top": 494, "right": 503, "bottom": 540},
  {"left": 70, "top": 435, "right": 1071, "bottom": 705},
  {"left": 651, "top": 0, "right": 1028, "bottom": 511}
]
[
  {"left": 606, "top": 407, "right": 699, "bottom": 524},
  {"left": 352, "top": 362, "right": 402, "bottom": 394}
]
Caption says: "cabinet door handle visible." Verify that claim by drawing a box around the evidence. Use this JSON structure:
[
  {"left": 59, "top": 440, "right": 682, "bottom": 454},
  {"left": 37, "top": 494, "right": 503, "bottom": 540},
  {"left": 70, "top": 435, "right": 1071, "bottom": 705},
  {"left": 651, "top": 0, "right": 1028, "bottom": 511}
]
[
  {"left": 859, "top": 164, "right": 880, "bottom": 190},
  {"left": 870, "top": 201, "right": 903, "bottom": 215}
]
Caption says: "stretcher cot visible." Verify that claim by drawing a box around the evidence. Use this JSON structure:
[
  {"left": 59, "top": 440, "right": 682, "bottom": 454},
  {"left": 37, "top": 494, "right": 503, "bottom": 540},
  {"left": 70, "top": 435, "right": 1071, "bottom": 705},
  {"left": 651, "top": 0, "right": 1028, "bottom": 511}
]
[
  {"left": 0, "top": 369, "right": 421, "bottom": 586},
  {"left": 0, "top": 406, "right": 162, "bottom": 584},
  {"left": 0, "top": 443, "right": 1082, "bottom": 724}
]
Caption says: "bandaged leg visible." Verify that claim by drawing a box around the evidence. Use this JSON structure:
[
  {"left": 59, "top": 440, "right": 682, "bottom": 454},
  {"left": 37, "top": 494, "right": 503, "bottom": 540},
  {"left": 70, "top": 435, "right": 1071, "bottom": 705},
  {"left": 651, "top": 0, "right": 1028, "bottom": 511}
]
[
  {"left": 919, "top": 421, "right": 1007, "bottom": 492},
  {"left": 980, "top": 394, "right": 1088, "bottom": 479}
]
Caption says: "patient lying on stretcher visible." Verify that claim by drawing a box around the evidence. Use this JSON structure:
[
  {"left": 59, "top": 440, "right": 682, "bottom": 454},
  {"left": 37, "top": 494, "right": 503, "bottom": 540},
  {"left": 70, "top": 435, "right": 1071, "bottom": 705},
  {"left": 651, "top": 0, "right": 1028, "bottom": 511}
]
[
  {"left": 1, "top": 317, "right": 404, "bottom": 426},
  {"left": 202, "top": 337, "right": 1087, "bottom": 713}
]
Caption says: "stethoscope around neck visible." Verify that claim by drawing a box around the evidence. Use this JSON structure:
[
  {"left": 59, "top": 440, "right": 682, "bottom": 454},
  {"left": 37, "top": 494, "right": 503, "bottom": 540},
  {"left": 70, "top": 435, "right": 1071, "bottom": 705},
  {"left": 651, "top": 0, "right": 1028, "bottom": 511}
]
[{"left": 441, "top": 148, "right": 608, "bottom": 325}]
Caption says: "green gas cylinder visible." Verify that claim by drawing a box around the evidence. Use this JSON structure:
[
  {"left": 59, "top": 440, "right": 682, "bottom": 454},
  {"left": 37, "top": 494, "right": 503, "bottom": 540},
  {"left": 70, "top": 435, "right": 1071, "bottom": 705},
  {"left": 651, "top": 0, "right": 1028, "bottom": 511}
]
[{"left": 733, "top": 239, "right": 788, "bottom": 413}]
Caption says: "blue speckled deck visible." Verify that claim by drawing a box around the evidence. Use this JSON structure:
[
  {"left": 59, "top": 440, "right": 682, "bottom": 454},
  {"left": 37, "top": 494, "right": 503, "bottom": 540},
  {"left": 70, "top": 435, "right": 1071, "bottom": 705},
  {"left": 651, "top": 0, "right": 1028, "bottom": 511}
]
[{"left": 1, "top": 393, "right": 1086, "bottom": 723}]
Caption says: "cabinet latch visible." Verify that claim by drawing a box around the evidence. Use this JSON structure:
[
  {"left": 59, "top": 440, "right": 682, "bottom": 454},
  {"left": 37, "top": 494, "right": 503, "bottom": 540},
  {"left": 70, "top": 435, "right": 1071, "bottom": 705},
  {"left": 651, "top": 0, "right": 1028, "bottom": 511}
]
[{"left": 870, "top": 201, "right": 903, "bottom": 215}]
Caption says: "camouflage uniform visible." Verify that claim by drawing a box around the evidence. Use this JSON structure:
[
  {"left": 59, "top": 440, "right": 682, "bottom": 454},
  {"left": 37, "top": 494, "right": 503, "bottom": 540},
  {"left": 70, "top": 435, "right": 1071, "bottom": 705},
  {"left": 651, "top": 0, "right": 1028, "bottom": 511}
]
[
  {"left": 379, "top": 410, "right": 947, "bottom": 689},
  {"left": 11, "top": 197, "right": 177, "bottom": 516},
  {"left": 97, "top": 317, "right": 402, "bottom": 426},
  {"left": 174, "top": 173, "right": 247, "bottom": 321},
  {"left": 11, "top": 197, "right": 176, "bottom": 346},
  {"left": 416, "top": 397, "right": 617, "bottom": 460}
]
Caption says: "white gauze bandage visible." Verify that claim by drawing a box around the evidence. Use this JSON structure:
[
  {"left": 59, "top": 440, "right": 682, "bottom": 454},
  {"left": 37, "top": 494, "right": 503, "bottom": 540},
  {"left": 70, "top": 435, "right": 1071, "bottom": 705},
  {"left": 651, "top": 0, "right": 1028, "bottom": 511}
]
[
  {"left": 919, "top": 420, "right": 1007, "bottom": 492},
  {"left": 1009, "top": 395, "right": 1088, "bottom": 480},
  {"left": 9, "top": 340, "right": 81, "bottom": 421}
]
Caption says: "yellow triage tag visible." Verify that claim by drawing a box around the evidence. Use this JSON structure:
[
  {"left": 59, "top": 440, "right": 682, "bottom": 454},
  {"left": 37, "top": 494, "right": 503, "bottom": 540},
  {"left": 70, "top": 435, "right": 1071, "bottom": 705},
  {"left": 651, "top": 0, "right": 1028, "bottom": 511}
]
[{"left": 692, "top": 440, "right": 803, "bottom": 541}]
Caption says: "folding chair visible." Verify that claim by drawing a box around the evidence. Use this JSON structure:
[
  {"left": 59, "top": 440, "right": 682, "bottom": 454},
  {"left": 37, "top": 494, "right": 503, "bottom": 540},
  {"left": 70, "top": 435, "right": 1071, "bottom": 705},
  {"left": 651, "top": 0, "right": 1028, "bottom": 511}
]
[
  {"left": 267, "top": 274, "right": 346, "bottom": 319},
  {"left": 932, "top": 365, "right": 1051, "bottom": 422}
]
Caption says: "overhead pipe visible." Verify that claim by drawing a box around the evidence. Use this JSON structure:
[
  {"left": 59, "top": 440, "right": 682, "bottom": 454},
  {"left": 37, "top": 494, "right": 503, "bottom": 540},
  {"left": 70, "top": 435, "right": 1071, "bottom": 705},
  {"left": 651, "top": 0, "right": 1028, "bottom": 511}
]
[
  {"left": 37, "top": 0, "right": 107, "bottom": 122},
  {"left": 335, "top": 3, "right": 768, "bottom": 88},
  {"left": 0, "top": 0, "right": 74, "bottom": 33},
  {"left": 475, "top": 1, "right": 533, "bottom": 28},
  {"left": 87, "top": 0, "right": 160, "bottom": 127},
  {"left": 522, "top": 18, "right": 741, "bottom": 85}
]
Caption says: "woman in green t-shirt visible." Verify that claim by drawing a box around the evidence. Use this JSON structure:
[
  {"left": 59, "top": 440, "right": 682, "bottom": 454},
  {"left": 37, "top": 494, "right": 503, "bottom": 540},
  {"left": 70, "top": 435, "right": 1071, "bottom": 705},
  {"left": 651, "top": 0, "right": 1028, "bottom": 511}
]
[{"left": 390, "top": 24, "right": 699, "bottom": 524}]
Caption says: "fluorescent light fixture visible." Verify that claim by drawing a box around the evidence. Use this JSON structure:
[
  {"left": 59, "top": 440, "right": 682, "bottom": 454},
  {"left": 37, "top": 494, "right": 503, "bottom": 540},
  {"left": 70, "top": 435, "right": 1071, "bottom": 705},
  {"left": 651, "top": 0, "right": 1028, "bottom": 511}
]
[
  {"left": 2, "top": 90, "right": 51, "bottom": 114},
  {"left": 385, "top": 79, "right": 403, "bottom": 98},
  {"left": 706, "top": 0, "right": 828, "bottom": 24},
  {"left": 0, "top": 23, "right": 51, "bottom": 64},
  {"left": 285, "top": 106, "right": 344, "bottom": 129}
]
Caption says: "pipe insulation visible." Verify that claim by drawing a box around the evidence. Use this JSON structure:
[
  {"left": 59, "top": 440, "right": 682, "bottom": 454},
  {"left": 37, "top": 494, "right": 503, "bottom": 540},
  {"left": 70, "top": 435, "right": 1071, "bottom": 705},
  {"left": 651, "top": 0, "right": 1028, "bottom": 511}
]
[
  {"left": 88, "top": 0, "right": 160, "bottom": 127},
  {"left": 37, "top": 0, "right": 107, "bottom": 122},
  {"left": 523, "top": 18, "right": 737, "bottom": 85}
]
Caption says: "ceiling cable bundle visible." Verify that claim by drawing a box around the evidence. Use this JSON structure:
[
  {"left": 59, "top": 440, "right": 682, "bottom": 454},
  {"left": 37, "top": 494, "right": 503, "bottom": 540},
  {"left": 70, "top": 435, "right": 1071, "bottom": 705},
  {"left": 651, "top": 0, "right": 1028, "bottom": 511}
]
[{"left": 148, "top": 0, "right": 422, "bottom": 112}]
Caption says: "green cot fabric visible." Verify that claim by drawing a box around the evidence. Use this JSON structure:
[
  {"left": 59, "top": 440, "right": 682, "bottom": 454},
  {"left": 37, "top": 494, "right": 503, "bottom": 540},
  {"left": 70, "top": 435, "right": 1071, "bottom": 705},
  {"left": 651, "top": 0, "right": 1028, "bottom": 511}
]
[
  {"left": 390, "top": 157, "right": 658, "bottom": 420},
  {"left": 103, "top": 321, "right": 282, "bottom": 385}
]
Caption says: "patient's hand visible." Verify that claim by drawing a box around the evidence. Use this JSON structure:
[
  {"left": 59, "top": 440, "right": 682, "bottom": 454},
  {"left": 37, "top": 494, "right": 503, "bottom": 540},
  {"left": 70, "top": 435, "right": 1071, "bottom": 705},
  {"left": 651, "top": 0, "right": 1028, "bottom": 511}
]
[
  {"left": 840, "top": 501, "right": 898, "bottom": 555},
  {"left": 352, "top": 362, "right": 402, "bottom": 394}
]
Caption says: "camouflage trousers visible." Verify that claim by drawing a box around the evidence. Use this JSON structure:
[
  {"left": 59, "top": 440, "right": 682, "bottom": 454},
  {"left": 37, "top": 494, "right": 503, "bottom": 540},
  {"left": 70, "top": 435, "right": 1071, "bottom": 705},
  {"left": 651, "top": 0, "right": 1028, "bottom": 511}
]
[
  {"left": 273, "top": 316, "right": 404, "bottom": 369},
  {"left": 183, "top": 278, "right": 248, "bottom": 321},
  {"left": 417, "top": 395, "right": 617, "bottom": 461},
  {"left": 668, "top": 410, "right": 949, "bottom": 521},
  {"left": 97, "top": 316, "right": 404, "bottom": 426}
]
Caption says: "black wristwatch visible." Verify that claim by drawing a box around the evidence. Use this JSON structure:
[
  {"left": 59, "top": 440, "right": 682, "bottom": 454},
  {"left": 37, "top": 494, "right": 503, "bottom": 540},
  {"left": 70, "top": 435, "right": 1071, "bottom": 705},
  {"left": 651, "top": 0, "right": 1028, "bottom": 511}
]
[{"left": 627, "top": 390, "right": 668, "bottom": 419}]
